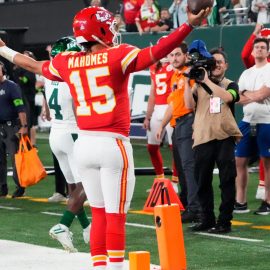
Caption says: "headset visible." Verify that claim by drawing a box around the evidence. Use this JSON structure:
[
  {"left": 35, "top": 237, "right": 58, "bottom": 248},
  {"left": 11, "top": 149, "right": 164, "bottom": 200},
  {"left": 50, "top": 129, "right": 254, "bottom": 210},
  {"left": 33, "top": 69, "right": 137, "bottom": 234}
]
[{"left": 0, "top": 61, "right": 7, "bottom": 76}]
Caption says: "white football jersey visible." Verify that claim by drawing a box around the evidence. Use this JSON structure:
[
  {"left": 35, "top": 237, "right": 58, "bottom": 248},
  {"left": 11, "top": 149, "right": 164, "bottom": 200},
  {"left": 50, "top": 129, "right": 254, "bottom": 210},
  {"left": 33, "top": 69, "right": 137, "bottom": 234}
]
[
  {"left": 44, "top": 79, "right": 78, "bottom": 130},
  {"left": 45, "top": 78, "right": 80, "bottom": 183}
]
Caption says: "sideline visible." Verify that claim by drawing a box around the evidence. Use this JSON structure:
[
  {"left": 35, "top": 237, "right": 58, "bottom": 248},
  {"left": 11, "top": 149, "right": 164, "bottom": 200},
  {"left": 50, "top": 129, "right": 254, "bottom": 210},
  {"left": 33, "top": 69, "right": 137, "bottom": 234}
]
[{"left": 0, "top": 240, "right": 160, "bottom": 270}]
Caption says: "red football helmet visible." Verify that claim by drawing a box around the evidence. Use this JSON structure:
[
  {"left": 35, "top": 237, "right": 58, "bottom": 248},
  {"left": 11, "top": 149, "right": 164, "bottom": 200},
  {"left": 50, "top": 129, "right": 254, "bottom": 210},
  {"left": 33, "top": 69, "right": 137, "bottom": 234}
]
[
  {"left": 260, "top": 28, "right": 270, "bottom": 39},
  {"left": 73, "top": 6, "right": 120, "bottom": 46}
]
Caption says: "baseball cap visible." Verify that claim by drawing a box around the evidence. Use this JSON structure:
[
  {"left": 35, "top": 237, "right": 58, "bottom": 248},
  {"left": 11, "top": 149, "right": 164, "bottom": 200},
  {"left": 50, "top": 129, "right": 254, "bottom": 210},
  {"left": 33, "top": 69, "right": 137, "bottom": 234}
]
[{"left": 188, "top": 40, "right": 212, "bottom": 58}]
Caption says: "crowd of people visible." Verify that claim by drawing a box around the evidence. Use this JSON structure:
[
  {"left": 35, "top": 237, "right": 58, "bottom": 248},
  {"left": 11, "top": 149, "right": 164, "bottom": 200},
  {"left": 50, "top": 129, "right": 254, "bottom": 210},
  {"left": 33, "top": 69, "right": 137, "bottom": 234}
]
[
  {"left": 0, "top": 2, "right": 270, "bottom": 270},
  {"left": 2, "top": 0, "right": 270, "bottom": 28}
]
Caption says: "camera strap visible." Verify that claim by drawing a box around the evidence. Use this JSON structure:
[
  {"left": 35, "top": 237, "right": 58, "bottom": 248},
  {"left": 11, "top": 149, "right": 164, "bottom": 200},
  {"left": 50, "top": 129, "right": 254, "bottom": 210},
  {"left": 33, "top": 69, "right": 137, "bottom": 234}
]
[{"left": 201, "top": 83, "right": 213, "bottom": 95}]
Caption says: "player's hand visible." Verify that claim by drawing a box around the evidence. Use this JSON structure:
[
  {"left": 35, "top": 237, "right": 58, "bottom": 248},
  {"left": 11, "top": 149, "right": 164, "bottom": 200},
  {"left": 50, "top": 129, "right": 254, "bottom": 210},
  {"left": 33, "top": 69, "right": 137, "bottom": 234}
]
[
  {"left": 143, "top": 118, "right": 151, "bottom": 131},
  {"left": 0, "top": 38, "right": 6, "bottom": 47},
  {"left": 187, "top": 8, "right": 211, "bottom": 27},
  {"left": 40, "top": 110, "right": 51, "bottom": 121}
]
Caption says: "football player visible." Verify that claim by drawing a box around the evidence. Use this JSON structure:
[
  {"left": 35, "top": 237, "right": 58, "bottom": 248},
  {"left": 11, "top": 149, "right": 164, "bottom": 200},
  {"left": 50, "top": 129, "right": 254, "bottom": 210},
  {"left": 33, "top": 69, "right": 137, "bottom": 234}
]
[
  {"left": 143, "top": 55, "right": 179, "bottom": 192},
  {"left": 41, "top": 37, "right": 90, "bottom": 252},
  {"left": 0, "top": 6, "right": 210, "bottom": 270}
]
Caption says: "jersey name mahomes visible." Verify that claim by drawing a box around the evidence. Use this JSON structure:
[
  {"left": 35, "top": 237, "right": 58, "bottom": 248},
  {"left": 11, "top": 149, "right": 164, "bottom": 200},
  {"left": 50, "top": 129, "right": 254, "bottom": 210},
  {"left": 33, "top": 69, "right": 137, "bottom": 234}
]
[{"left": 68, "top": 52, "right": 108, "bottom": 69}]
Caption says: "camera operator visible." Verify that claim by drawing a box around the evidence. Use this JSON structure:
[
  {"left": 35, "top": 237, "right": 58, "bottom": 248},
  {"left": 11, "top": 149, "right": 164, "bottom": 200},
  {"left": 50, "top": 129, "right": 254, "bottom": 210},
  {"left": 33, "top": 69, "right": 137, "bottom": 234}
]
[{"left": 184, "top": 45, "right": 242, "bottom": 234}]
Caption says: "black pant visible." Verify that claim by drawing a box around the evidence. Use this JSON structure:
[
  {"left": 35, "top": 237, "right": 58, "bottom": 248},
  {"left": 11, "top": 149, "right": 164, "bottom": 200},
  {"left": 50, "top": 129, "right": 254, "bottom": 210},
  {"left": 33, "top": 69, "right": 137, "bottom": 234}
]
[
  {"left": 52, "top": 153, "right": 68, "bottom": 196},
  {"left": 0, "top": 122, "right": 22, "bottom": 190},
  {"left": 174, "top": 113, "right": 200, "bottom": 213},
  {"left": 172, "top": 129, "right": 187, "bottom": 208},
  {"left": 194, "top": 137, "right": 236, "bottom": 226}
]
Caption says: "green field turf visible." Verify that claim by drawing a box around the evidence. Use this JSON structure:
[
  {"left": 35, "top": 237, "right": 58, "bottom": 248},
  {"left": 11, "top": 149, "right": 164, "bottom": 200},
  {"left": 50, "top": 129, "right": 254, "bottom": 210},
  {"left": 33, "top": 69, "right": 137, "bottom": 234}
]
[{"left": 0, "top": 135, "right": 269, "bottom": 269}]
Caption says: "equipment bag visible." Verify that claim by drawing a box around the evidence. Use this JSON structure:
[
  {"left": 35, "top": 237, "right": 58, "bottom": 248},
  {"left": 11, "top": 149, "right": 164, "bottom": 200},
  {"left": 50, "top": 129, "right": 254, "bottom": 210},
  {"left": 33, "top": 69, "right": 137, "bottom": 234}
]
[{"left": 15, "top": 135, "right": 47, "bottom": 187}]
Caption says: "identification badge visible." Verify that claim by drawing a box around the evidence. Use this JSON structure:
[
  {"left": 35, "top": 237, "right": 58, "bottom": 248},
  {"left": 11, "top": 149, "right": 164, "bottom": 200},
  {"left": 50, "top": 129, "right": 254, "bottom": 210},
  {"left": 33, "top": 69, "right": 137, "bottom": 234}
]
[{"left": 209, "top": 97, "right": 221, "bottom": 114}]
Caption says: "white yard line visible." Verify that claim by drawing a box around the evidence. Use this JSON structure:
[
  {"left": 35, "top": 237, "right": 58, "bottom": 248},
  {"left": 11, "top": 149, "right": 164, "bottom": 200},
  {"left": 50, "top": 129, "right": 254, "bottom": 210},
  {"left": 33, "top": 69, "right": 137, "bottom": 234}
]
[
  {"left": 41, "top": 211, "right": 264, "bottom": 243},
  {"left": 197, "top": 232, "right": 263, "bottom": 243},
  {"left": 41, "top": 211, "right": 62, "bottom": 216},
  {"left": 126, "top": 222, "right": 156, "bottom": 229},
  {"left": 0, "top": 205, "right": 21, "bottom": 210}
]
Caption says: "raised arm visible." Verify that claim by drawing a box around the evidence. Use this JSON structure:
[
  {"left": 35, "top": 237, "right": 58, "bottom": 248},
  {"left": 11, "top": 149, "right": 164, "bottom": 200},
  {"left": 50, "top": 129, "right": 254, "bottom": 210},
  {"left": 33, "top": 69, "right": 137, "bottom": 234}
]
[
  {"left": 133, "top": 8, "right": 211, "bottom": 72},
  {"left": 0, "top": 41, "right": 46, "bottom": 75},
  {"left": 241, "top": 24, "right": 263, "bottom": 68}
]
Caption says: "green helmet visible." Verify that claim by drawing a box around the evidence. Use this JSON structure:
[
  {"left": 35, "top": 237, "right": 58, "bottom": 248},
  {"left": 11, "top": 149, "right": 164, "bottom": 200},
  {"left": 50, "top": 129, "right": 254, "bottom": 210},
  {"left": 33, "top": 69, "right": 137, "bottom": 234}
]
[{"left": 51, "top": 36, "right": 82, "bottom": 58}]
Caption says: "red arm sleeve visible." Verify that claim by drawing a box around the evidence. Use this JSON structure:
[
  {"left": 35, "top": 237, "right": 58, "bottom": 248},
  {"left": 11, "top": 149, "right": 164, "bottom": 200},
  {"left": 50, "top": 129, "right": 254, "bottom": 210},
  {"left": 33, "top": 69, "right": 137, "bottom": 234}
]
[
  {"left": 241, "top": 33, "right": 256, "bottom": 68},
  {"left": 133, "top": 23, "right": 193, "bottom": 72},
  {"left": 42, "top": 60, "right": 64, "bottom": 82}
]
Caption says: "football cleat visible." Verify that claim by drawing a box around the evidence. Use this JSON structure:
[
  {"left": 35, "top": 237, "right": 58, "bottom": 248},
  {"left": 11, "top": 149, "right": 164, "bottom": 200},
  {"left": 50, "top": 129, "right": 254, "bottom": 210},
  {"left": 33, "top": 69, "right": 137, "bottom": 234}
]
[
  {"left": 48, "top": 192, "right": 67, "bottom": 203},
  {"left": 49, "top": 224, "right": 77, "bottom": 253},
  {"left": 83, "top": 224, "right": 91, "bottom": 244}
]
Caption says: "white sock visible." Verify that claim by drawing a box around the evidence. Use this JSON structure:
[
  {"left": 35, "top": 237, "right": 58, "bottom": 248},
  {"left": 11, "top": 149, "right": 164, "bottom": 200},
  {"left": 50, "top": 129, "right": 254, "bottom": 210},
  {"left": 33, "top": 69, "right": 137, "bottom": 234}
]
[
  {"left": 108, "top": 262, "right": 124, "bottom": 270},
  {"left": 94, "top": 266, "right": 107, "bottom": 270}
]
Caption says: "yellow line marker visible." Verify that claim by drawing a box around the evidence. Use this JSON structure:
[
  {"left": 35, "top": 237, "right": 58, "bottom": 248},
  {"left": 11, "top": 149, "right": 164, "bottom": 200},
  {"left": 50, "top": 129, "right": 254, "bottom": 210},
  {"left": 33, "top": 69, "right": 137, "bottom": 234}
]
[
  {"left": 252, "top": 226, "right": 270, "bottom": 231},
  {"left": 13, "top": 196, "right": 32, "bottom": 200},
  {"left": 30, "top": 198, "right": 49, "bottom": 203},
  {"left": 4, "top": 195, "right": 31, "bottom": 200},
  {"left": 232, "top": 220, "right": 252, "bottom": 226},
  {"left": 129, "top": 210, "right": 153, "bottom": 215}
]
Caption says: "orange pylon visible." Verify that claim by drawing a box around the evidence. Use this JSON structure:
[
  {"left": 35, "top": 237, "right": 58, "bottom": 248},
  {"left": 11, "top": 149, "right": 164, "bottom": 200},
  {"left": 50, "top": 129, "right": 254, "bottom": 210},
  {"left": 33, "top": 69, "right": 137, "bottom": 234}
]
[
  {"left": 129, "top": 251, "right": 150, "bottom": 270},
  {"left": 143, "top": 178, "right": 184, "bottom": 212},
  {"left": 154, "top": 203, "right": 186, "bottom": 270}
]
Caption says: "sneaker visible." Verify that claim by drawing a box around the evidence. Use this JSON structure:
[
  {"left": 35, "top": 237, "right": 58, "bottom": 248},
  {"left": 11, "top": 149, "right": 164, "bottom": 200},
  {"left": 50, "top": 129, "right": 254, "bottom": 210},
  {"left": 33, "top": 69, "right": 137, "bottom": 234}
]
[
  {"left": 172, "top": 182, "right": 179, "bottom": 193},
  {"left": 0, "top": 184, "right": 8, "bottom": 197},
  {"left": 11, "top": 187, "right": 25, "bottom": 198},
  {"left": 233, "top": 202, "right": 250, "bottom": 214},
  {"left": 49, "top": 224, "right": 77, "bottom": 252},
  {"left": 48, "top": 192, "right": 67, "bottom": 203},
  {"left": 83, "top": 224, "right": 91, "bottom": 244},
  {"left": 208, "top": 224, "right": 231, "bottom": 234},
  {"left": 255, "top": 186, "right": 265, "bottom": 200},
  {"left": 190, "top": 221, "right": 216, "bottom": 232},
  {"left": 254, "top": 201, "right": 270, "bottom": 215}
]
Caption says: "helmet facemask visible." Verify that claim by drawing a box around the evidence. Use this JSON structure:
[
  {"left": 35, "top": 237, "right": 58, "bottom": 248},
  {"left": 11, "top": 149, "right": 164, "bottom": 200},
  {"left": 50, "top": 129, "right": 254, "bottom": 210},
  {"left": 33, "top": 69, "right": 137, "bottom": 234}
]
[
  {"left": 110, "top": 20, "right": 122, "bottom": 46},
  {"left": 91, "top": 19, "right": 121, "bottom": 47}
]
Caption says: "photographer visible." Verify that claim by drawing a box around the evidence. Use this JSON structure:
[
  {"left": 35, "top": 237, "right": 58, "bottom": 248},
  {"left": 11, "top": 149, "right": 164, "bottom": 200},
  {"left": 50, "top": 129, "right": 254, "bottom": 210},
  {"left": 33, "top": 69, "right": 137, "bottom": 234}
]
[{"left": 184, "top": 43, "right": 242, "bottom": 233}]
